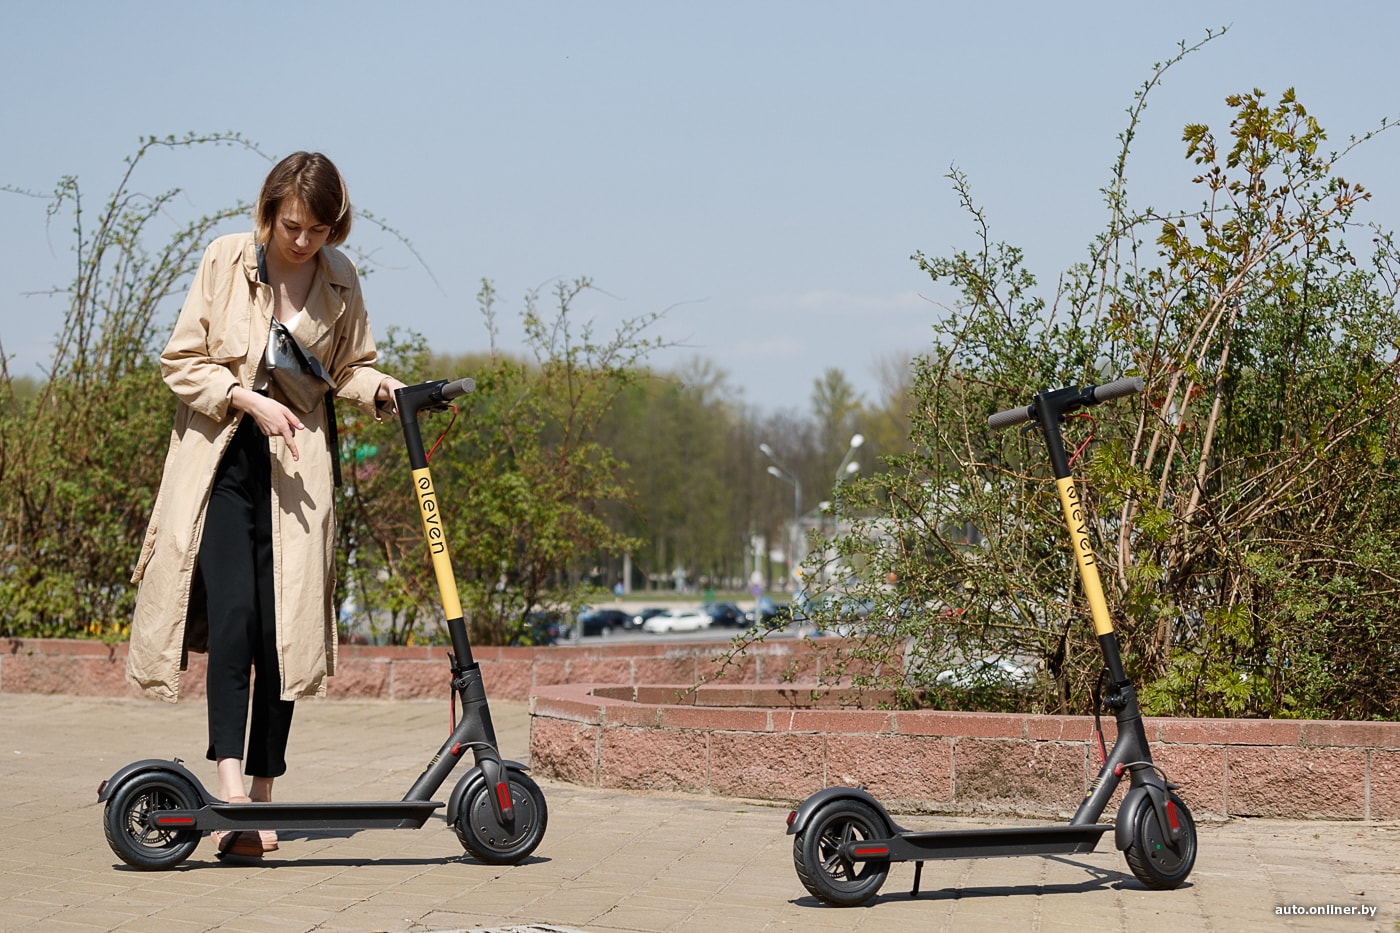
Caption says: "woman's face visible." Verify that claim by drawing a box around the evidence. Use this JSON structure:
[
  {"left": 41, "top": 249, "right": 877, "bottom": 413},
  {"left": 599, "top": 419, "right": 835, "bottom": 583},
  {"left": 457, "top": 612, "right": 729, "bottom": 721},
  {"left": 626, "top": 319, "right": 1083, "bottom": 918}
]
[{"left": 269, "top": 198, "right": 331, "bottom": 266}]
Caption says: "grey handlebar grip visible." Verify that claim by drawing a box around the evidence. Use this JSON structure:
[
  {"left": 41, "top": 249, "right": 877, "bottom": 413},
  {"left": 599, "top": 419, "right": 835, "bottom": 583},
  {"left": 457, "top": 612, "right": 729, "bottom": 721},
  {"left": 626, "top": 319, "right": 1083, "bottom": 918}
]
[
  {"left": 988, "top": 405, "right": 1034, "bottom": 430},
  {"left": 441, "top": 377, "right": 476, "bottom": 400},
  {"left": 1091, "top": 375, "right": 1143, "bottom": 403}
]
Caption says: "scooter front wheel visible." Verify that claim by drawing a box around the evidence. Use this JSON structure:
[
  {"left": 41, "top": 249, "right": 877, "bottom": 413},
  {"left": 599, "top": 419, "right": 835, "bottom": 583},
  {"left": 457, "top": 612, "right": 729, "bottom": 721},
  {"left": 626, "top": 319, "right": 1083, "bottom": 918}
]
[
  {"left": 103, "top": 770, "right": 202, "bottom": 870},
  {"left": 1124, "top": 791, "right": 1197, "bottom": 889},
  {"left": 454, "top": 770, "right": 548, "bottom": 865},
  {"left": 792, "top": 798, "right": 890, "bottom": 907}
]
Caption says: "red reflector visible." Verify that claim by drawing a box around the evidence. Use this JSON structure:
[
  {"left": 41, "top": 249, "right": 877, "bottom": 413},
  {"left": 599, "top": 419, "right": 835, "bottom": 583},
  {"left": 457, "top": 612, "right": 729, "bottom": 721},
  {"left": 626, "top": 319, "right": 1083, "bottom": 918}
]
[
  {"left": 786, "top": 811, "right": 797, "bottom": 828},
  {"left": 98, "top": 780, "right": 108, "bottom": 796},
  {"left": 853, "top": 846, "right": 889, "bottom": 857},
  {"left": 1167, "top": 801, "right": 1180, "bottom": 832},
  {"left": 495, "top": 783, "right": 512, "bottom": 811},
  {"left": 154, "top": 816, "right": 196, "bottom": 826}
]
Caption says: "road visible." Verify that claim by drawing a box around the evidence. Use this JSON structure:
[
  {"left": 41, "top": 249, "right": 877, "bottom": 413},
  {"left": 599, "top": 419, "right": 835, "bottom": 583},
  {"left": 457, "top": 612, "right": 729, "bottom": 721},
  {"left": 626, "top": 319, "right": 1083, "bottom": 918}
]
[{"left": 562, "top": 620, "right": 815, "bottom": 646}]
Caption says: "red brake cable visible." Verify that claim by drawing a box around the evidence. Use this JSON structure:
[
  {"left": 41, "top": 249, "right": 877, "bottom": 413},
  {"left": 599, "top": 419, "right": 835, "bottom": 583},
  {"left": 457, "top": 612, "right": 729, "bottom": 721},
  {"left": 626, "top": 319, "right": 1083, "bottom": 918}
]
[
  {"left": 1067, "top": 413, "right": 1096, "bottom": 467},
  {"left": 425, "top": 405, "right": 459, "bottom": 462}
]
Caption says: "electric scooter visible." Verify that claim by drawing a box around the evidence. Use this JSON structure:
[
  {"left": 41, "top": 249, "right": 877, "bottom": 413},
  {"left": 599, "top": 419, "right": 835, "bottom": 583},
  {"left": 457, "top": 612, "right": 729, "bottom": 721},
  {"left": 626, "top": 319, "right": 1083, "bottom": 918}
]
[
  {"left": 99, "top": 377, "right": 548, "bottom": 870},
  {"left": 786, "top": 376, "right": 1197, "bottom": 906}
]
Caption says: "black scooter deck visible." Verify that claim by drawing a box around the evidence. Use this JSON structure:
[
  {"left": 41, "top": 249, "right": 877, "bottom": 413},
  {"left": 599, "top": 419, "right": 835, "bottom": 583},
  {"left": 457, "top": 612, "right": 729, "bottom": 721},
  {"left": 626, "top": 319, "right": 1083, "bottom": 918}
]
[
  {"left": 152, "top": 801, "right": 444, "bottom": 833},
  {"left": 845, "top": 823, "right": 1112, "bottom": 863}
]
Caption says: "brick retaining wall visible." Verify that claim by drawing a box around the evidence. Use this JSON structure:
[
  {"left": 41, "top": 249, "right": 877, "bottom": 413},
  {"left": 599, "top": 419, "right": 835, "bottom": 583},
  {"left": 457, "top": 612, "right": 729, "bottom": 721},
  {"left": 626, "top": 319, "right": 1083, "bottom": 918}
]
[
  {"left": 6, "top": 638, "right": 1397, "bottom": 821},
  {"left": 0, "top": 636, "right": 832, "bottom": 701},
  {"left": 528, "top": 682, "right": 1400, "bottom": 821}
]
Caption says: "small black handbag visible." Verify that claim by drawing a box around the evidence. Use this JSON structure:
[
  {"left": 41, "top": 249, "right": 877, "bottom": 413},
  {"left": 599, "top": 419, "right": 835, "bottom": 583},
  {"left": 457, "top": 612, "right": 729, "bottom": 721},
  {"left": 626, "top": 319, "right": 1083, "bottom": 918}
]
[{"left": 267, "top": 316, "right": 335, "bottom": 414}]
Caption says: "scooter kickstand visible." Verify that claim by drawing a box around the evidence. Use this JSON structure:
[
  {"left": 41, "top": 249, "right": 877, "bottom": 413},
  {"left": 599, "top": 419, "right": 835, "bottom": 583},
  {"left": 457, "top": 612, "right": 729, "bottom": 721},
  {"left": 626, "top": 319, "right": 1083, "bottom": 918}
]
[{"left": 910, "top": 860, "right": 924, "bottom": 897}]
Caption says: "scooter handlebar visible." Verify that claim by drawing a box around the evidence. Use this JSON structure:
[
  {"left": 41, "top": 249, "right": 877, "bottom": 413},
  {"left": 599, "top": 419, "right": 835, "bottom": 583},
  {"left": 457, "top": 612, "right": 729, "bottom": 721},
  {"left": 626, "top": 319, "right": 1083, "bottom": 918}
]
[
  {"left": 987, "top": 376, "right": 1144, "bottom": 430},
  {"left": 440, "top": 377, "right": 476, "bottom": 400},
  {"left": 987, "top": 405, "right": 1035, "bottom": 430},
  {"left": 1091, "top": 375, "right": 1143, "bottom": 403},
  {"left": 394, "top": 376, "right": 476, "bottom": 420}
]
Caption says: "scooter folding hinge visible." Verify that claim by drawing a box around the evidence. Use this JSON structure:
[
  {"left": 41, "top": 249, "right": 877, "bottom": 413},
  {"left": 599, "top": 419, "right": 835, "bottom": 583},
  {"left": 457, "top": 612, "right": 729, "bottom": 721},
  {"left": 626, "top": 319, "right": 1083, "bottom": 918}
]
[
  {"left": 1101, "top": 678, "right": 1133, "bottom": 711},
  {"left": 452, "top": 666, "right": 483, "bottom": 694}
]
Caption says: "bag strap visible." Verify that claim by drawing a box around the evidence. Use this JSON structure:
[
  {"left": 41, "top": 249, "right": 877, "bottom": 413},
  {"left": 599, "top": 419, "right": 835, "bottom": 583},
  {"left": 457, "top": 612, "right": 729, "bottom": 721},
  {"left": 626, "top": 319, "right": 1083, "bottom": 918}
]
[
  {"left": 325, "top": 391, "right": 341, "bottom": 488},
  {"left": 258, "top": 243, "right": 343, "bottom": 488}
]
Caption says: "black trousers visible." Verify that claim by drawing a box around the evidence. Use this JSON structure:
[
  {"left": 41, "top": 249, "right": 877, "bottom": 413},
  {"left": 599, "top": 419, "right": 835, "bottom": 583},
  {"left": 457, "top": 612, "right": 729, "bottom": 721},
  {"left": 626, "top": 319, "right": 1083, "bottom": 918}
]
[{"left": 199, "top": 414, "right": 295, "bottom": 777}]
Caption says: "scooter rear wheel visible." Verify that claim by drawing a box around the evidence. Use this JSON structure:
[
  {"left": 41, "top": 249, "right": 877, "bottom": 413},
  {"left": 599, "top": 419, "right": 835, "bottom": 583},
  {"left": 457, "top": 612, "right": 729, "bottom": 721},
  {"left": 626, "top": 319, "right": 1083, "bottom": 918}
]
[
  {"left": 1124, "top": 791, "right": 1197, "bottom": 889},
  {"left": 793, "top": 799, "right": 890, "bottom": 907},
  {"left": 103, "top": 770, "right": 202, "bottom": 870},
  {"left": 453, "top": 770, "right": 548, "bottom": 865}
]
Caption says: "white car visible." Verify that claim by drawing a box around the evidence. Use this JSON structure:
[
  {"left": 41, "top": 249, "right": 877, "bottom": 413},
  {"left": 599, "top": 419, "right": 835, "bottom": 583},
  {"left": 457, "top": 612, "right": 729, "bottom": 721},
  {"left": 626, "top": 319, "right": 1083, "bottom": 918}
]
[
  {"left": 935, "top": 655, "right": 1038, "bottom": 689},
  {"left": 641, "top": 609, "right": 712, "bottom": 633}
]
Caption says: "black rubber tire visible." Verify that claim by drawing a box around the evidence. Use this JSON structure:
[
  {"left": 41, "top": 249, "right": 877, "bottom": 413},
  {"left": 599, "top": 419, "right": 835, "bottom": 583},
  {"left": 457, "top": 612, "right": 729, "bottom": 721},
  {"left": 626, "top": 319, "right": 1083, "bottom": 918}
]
[
  {"left": 102, "top": 771, "right": 202, "bottom": 870},
  {"left": 1124, "top": 791, "right": 1197, "bottom": 889},
  {"left": 453, "top": 770, "right": 548, "bottom": 865},
  {"left": 792, "top": 799, "right": 891, "bottom": 907}
]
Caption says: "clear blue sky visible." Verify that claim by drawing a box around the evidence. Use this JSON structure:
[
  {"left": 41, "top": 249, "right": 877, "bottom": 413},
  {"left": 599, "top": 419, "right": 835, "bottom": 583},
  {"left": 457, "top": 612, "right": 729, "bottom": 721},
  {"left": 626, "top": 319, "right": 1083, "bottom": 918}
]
[{"left": 4, "top": 1, "right": 1398, "bottom": 413}]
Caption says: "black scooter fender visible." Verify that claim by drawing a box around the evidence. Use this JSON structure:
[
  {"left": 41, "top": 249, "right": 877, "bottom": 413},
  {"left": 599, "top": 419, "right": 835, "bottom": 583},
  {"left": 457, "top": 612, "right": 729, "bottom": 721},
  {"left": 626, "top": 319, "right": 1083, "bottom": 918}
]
[
  {"left": 786, "top": 786, "right": 897, "bottom": 837},
  {"left": 1114, "top": 779, "right": 1180, "bottom": 850},
  {"left": 446, "top": 759, "right": 531, "bottom": 826},
  {"left": 97, "top": 758, "right": 212, "bottom": 804}
]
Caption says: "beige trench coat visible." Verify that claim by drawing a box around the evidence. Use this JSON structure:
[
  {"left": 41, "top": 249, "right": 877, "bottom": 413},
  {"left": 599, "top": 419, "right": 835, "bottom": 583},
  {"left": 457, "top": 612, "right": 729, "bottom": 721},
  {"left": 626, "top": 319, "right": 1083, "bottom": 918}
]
[{"left": 126, "top": 232, "right": 392, "bottom": 703}]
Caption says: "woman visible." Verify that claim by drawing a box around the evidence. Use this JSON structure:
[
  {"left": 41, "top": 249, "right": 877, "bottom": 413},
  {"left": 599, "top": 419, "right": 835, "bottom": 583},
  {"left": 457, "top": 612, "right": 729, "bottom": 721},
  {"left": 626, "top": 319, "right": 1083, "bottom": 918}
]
[{"left": 126, "top": 152, "right": 405, "bottom": 859}]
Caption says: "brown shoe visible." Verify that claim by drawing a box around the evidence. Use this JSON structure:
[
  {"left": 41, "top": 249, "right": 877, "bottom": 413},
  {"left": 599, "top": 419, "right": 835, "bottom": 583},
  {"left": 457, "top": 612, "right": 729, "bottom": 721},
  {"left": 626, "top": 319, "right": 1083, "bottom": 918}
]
[
  {"left": 212, "top": 795, "right": 263, "bottom": 860},
  {"left": 214, "top": 830, "right": 264, "bottom": 859}
]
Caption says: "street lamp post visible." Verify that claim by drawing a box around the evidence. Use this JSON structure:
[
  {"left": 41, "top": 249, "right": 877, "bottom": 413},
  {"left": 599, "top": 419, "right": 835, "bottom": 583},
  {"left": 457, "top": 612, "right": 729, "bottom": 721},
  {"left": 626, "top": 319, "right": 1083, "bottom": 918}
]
[
  {"left": 759, "top": 442, "right": 801, "bottom": 587},
  {"left": 833, "top": 433, "right": 864, "bottom": 524}
]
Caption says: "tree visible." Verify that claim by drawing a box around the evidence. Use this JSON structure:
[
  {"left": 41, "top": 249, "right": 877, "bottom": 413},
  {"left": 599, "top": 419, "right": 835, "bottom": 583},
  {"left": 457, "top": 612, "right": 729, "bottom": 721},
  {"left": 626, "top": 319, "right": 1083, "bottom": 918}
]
[
  {"left": 0, "top": 133, "right": 260, "bottom": 639},
  {"left": 859, "top": 350, "right": 915, "bottom": 472},
  {"left": 1121, "top": 87, "right": 1400, "bottom": 719},
  {"left": 797, "top": 30, "right": 1400, "bottom": 721},
  {"left": 592, "top": 357, "right": 757, "bottom": 592},
  {"left": 334, "top": 278, "right": 667, "bottom": 646},
  {"left": 810, "top": 367, "right": 863, "bottom": 470}
]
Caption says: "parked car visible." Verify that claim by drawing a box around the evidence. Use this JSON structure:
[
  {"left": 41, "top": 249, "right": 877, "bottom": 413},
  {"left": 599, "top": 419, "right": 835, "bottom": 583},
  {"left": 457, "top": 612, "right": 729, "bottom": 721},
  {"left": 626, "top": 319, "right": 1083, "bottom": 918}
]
[
  {"left": 805, "top": 595, "right": 876, "bottom": 637},
  {"left": 934, "top": 655, "right": 1038, "bottom": 689},
  {"left": 577, "top": 607, "right": 631, "bottom": 637},
  {"left": 746, "top": 597, "right": 792, "bottom": 630},
  {"left": 701, "top": 601, "right": 747, "bottom": 627},
  {"left": 510, "top": 611, "right": 565, "bottom": 646},
  {"left": 630, "top": 607, "right": 671, "bottom": 630},
  {"left": 641, "top": 609, "right": 712, "bottom": 634}
]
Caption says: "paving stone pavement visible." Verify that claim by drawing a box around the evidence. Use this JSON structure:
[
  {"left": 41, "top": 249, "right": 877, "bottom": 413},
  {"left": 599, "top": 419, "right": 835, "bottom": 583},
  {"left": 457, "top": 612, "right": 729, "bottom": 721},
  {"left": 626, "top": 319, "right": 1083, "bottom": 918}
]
[{"left": 2, "top": 693, "right": 1398, "bottom": 932}]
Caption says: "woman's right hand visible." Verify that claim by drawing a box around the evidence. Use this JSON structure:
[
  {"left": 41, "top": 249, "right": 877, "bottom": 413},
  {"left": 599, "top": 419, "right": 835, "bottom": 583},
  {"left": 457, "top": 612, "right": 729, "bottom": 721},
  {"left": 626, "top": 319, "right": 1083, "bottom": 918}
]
[{"left": 230, "top": 386, "right": 304, "bottom": 461}]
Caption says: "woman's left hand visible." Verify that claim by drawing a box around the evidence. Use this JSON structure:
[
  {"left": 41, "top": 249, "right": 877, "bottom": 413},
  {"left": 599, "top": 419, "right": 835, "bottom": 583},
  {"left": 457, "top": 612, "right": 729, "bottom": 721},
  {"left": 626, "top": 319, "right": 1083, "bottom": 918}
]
[{"left": 376, "top": 376, "right": 407, "bottom": 415}]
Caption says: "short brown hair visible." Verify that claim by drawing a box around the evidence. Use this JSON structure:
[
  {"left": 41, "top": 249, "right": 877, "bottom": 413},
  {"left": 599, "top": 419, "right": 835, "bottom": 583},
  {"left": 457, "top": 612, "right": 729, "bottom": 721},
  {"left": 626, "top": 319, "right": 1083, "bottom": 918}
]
[{"left": 253, "top": 151, "right": 352, "bottom": 246}]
